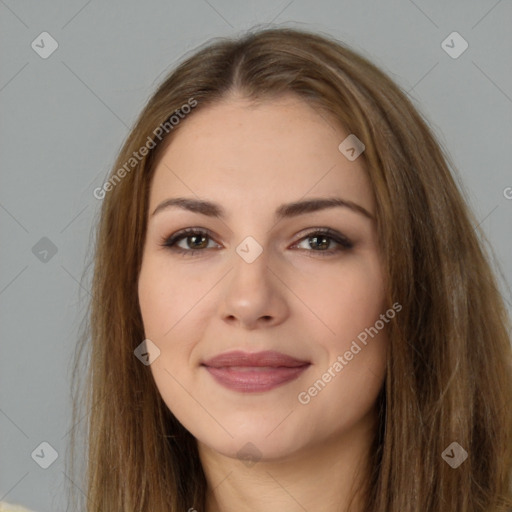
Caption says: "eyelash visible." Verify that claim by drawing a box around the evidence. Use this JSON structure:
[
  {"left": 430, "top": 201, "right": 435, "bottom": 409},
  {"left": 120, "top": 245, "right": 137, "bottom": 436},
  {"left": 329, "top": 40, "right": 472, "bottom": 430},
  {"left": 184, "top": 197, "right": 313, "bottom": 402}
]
[{"left": 159, "top": 227, "right": 353, "bottom": 258}]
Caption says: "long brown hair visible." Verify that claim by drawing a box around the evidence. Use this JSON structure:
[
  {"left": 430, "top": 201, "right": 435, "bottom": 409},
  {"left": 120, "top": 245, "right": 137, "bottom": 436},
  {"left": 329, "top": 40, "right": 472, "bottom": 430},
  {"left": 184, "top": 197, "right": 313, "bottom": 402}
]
[{"left": 67, "top": 26, "right": 512, "bottom": 511}]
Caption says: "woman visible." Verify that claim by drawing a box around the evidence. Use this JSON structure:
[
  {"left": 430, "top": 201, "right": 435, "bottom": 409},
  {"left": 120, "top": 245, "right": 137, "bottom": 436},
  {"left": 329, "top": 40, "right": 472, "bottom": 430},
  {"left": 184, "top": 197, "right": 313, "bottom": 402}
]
[{"left": 69, "top": 27, "right": 512, "bottom": 511}]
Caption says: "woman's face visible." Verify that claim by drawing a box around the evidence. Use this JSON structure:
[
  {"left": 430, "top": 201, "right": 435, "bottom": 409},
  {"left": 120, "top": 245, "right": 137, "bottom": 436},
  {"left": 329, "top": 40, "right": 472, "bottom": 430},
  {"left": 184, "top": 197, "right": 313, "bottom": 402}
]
[{"left": 138, "top": 94, "right": 389, "bottom": 461}]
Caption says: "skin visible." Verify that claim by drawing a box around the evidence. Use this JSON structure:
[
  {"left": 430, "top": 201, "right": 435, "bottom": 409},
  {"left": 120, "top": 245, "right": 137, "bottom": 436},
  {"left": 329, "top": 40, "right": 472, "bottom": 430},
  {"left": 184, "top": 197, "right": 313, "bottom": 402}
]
[{"left": 138, "top": 93, "right": 388, "bottom": 512}]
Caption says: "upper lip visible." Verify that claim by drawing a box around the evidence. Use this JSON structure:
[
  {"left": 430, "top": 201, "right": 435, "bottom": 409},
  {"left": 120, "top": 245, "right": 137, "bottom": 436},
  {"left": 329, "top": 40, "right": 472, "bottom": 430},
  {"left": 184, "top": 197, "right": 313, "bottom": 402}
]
[{"left": 202, "top": 350, "right": 310, "bottom": 368}]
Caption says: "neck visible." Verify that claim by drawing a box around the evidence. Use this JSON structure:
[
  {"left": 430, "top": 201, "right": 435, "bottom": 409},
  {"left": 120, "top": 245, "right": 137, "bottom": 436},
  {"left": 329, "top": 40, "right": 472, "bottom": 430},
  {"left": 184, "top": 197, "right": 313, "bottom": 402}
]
[{"left": 198, "top": 409, "right": 377, "bottom": 512}]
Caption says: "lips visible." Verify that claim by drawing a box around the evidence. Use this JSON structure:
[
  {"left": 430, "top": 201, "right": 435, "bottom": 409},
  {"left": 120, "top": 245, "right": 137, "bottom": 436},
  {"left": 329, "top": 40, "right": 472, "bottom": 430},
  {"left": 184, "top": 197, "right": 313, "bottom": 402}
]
[
  {"left": 202, "top": 350, "right": 309, "bottom": 368},
  {"left": 201, "top": 350, "right": 310, "bottom": 392}
]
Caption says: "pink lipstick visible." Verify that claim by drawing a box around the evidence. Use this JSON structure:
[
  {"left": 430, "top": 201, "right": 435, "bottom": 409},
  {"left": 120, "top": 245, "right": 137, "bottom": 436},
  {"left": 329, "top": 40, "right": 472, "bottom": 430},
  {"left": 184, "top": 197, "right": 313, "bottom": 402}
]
[{"left": 201, "top": 350, "right": 310, "bottom": 392}]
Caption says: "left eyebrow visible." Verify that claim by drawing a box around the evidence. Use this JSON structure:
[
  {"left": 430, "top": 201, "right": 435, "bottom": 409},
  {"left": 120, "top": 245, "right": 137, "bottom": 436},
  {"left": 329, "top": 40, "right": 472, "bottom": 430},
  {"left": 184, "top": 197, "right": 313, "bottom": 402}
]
[{"left": 151, "top": 196, "right": 374, "bottom": 221}]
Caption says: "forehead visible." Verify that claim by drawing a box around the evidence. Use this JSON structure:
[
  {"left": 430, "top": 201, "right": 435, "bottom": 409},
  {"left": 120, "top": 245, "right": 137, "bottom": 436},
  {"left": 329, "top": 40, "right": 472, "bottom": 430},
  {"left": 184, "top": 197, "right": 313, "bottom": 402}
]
[{"left": 148, "top": 94, "right": 373, "bottom": 216}]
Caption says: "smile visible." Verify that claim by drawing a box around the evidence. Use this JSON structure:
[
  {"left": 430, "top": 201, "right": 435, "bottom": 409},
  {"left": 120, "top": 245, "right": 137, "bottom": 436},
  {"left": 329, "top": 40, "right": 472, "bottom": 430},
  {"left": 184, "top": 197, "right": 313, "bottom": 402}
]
[{"left": 201, "top": 350, "right": 311, "bottom": 392}]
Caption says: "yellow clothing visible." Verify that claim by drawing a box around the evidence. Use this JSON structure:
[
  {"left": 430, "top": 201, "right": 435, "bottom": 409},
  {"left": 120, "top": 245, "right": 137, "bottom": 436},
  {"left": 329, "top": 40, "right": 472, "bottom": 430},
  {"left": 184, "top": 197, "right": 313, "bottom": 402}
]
[{"left": 0, "top": 503, "right": 35, "bottom": 512}]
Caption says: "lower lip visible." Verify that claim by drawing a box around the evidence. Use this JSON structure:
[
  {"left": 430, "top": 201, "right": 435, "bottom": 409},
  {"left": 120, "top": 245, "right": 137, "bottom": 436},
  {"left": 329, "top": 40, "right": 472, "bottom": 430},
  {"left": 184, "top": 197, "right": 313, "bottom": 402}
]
[{"left": 203, "top": 365, "right": 310, "bottom": 392}]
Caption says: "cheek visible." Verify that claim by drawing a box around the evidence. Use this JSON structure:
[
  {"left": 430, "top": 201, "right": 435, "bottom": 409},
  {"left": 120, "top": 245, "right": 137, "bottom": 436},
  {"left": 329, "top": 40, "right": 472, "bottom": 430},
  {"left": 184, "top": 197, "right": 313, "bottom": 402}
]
[
  {"left": 137, "top": 256, "right": 208, "bottom": 340},
  {"left": 298, "top": 253, "right": 388, "bottom": 394},
  {"left": 138, "top": 258, "right": 204, "bottom": 419},
  {"left": 294, "top": 260, "right": 388, "bottom": 435},
  {"left": 299, "top": 252, "right": 386, "bottom": 344}
]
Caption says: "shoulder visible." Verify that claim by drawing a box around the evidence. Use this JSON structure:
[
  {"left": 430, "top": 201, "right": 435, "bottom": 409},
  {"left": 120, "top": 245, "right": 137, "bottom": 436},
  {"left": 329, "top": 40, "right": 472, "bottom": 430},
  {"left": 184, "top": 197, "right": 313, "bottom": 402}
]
[{"left": 0, "top": 503, "right": 35, "bottom": 512}]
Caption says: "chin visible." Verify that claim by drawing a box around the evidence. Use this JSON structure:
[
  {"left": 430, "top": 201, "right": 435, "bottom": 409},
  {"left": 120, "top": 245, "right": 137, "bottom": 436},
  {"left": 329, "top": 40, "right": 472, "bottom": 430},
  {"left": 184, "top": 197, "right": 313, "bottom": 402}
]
[{"left": 198, "top": 432, "right": 305, "bottom": 464}]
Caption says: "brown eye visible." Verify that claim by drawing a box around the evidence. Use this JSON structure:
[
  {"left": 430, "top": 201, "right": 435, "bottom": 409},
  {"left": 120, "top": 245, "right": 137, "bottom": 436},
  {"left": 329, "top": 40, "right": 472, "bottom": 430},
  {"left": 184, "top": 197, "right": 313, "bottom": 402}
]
[
  {"left": 161, "top": 228, "right": 219, "bottom": 256},
  {"left": 160, "top": 227, "right": 353, "bottom": 258},
  {"left": 292, "top": 228, "right": 353, "bottom": 256}
]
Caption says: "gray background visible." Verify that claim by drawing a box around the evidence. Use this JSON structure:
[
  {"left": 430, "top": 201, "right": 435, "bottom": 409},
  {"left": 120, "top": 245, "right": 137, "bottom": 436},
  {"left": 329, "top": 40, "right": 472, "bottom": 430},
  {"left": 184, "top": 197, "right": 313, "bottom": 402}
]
[{"left": 1, "top": 1, "right": 511, "bottom": 510}]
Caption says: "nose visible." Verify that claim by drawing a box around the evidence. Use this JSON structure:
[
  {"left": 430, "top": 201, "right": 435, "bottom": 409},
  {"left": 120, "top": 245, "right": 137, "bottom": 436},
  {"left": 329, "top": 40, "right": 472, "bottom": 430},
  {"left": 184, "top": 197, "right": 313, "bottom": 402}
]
[{"left": 218, "top": 247, "right": 289, "bottom": 330}]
